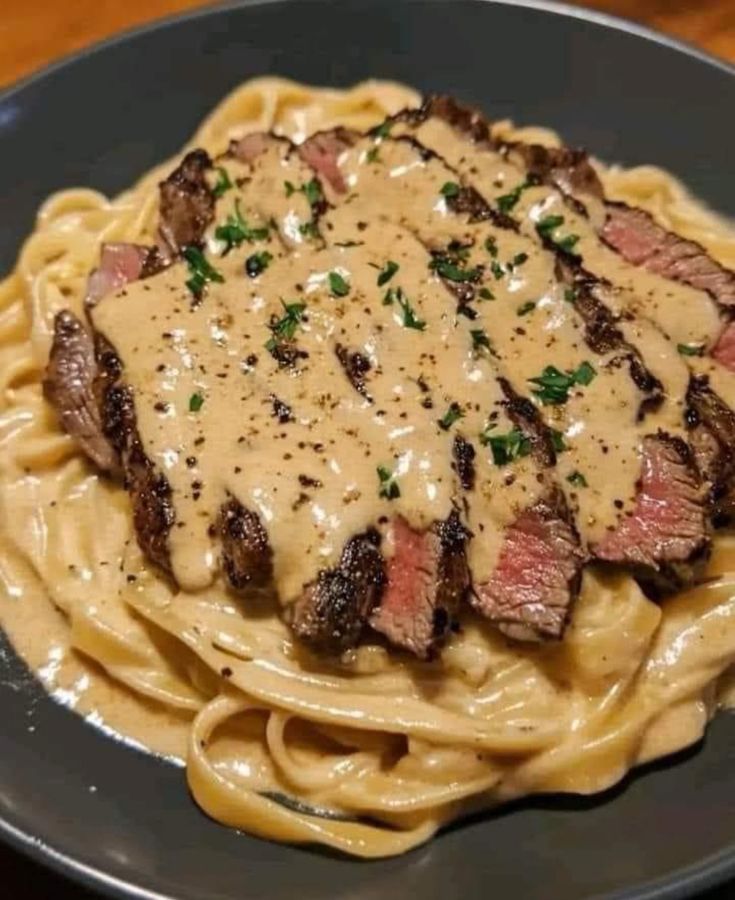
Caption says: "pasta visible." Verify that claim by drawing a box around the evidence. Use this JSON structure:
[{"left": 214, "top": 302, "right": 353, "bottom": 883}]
[{"left": 1, "top": 77, "right": 734, "bottom": 858}]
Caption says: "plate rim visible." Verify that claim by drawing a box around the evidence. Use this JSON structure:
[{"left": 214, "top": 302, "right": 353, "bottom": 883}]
[{"left": 1, "top": 1, "right": 734, "bottom": 898}]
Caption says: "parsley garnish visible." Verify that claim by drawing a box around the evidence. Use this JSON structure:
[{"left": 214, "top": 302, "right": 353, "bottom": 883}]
[
  {"left": 302, "top": 178, "right": 322, "bottom": 206},
  {"left": 265, "top": 300, "right": 307, "bottom": 352},
  {"left": 377, "top": 260, "right": 399, "bottom": 286},
  {"left": 496, "top": 180, "right": 530, "bottom": 213},
  {"left": 484, "top": 237, "right": 498, "bottom": 258},
  {"left": 328, "top": 271, "right": 350, "bottom": 297},
  {"left": 394, "top": 289, "right": 426, "bottom": 331},
  {"left": 564, "top": 287, "right": 578, "bottom": 303},
  {"left": 431, "top": 257, "right": 481, "bottom": 282},
  {"left": 677, "top": 343, "right": 704, "bottom": 357},
  {"left": 567, "top": 470, "right": 588, "bottom": 488},
  {"left": 284, "top": 181, "right": 296, "bottom": 197},
  {"left": 366, "top": 146, "right": 380, "bottom": 163},
  {"left": 377, "top": 464, "right": 400, "bottom": 500},
  {"left": 215, "top": 200, "right": 269, "bottom": 254},
  {"left": 536, "top": 215, "right": 579, "bottom": 255},
  {"left": 479, "top": 426, "right": 531, "bottom": 467},
  {"left": 511, "top": 252, "right": 528, "bottom": 268},
  {"left": 441, "top": 181, "right": 461, "bottom": 199},
  {"left": 373, "top": 121, "right": 393, "bottom": 139},
  {"left": 471, "top": 328, "right": 493, "bottom": 354},
  {"left": 517, "top": 301, "right": 536, "bottom": 316},
  {"left": 212, "top": 167, "right": 233, "bottom": 198},
  {"left": 491, "top": 260, "right": 504, "bottom": 280},
  {"left": 183, "top": 247, "right": 224, "bottom": 298},
  {"left": 299, "top": 220, "right": 319, "bottom": 239},
  {"left": 245, "top": 251, "right": 273, "bottom": 277},
  {"left": 189, "top": 393, "right": 205, "bottom": 412},
  {"left": 438, "top": 402, "right": 464, "bottom": 431},
  {"left": 478, "top": 287, "right": 494, "bottom": 301},
  {"left": 528, "top": 361, "right": 596, "bottom": 405},
  {"left": 382, "top": 288, "right": 396, "bottom": 306}
]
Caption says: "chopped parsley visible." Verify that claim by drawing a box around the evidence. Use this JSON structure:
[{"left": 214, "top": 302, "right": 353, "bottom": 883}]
[
  {"left": 564, "top": 287, "right": 578, "bottom": 303},
  {"left": 677, "top": 343, "right": 704, "bottom": 357},
  {"left": 438, "top": 402, "right": 464, "bottom": 431},
  {"left": 366, "top": 146, "right": 380, "bottom": 163},
  {"left": 212, "top": 167, "right": 233, "bottom": 198},
  {"left": 490, "top": 260, "right": 505, "bottom": 280},
  {"left": 299, "top": 220, "right": 319, "bottom": 239},
  {"left": 377, "top": 464, "right": 400, "bottom": 500},
  {"left": 479, "top": 426, "right": 531, "bottom": 467},
  {"left": 215, "top": 200, "right": 269, "bottom": 254},
  {"left": 328, "top": 271, "right": 350, "bottom": 297},
  {"left": 183, "top": 247, "right": 224, "bottom": 299},
  {"left": 470, "top": 328, "right": 493, "bottom": 354},
  {"left": 517, "top": 300, "right": 536, "bottom": 316},
  {"left": 395, "top": 289, "right": 426, "bottom": 331},
  {"left": 484, "top": 237, "right": 498, "bottom": 258},
  {"left": 511, "top": 252, "right": 529, "bottom": 268},
  {"left": 245, "top": 250, "right": 273, "bottom": 277},
  {"left": 496, "top": 180, "right": 530, "bottom": 213},
  {"left": 567, "top": 470, "right": 588, "bottom": 488},
  {"left": 430, "top": 256, "right": 481, "bottom": 282},
  {"left": 373, "top": 121, "right": 393, "bottom": 139},
  {"left": 440, "top": 181, "right": 461, "bottom": 199},
  {"left": 265, "top": 300, "right": 307, "bottom": 352},
  {"left": 377, "top": 260, "right": 399, "bottom": 286},
  {"left": 528, "top": 361, "right": 597, "bottom": 405},
  {"left": 478, "top": 287, "right": 494, "bottom": 301},
  {"left": 188, "top": 393, "right": 205, "bottom": 412},
  {"left": 285, "top": 178, "right": 323, "bottom": 206},
  {"left": 535, "top": 214, "right": 580, "bottom": 255},
  {"left": 382, "top": 287, "right": 396, "bottom": 306},
  {"left": 284, "top": 181, "right": 296, "bottom": 197}
]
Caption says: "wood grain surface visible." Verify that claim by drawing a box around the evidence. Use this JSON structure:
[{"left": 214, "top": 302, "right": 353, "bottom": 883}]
[
  {"left": 1, "top": 0, "right": 734, "bottom": 897},
  {"left": 1, "top": 0, "right": 734, "bottom": 88}
]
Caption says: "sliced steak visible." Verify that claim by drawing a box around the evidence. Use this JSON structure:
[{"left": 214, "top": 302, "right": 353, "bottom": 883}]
[
  {"left": 602, "top": 203, "right": 735, "bottom": 310},
  {"left": 686, "top": 376, "right": 735, "bottom": 520},
  {"left": 370, "top": 512, "right": 469, "bottom": 658},
  {"left": 592, "top": 433, "right": 709, "bottom": 591},
  {"left": 297, "top": 128, "right": 356, "bottom": 194},
  {"left": 158, "top": 149, "right": 215, "bottom": 256},
  {"left": 471, "top": 489, "right": 582, "bottom": 640},
  {"left": 43, "top": 310, "right": 119, "bottom": 472},
  {"left": 219, "top": 497, "right": 274, "bottom": 591},
  {"left": 85, "top": 242, "right": 163, "bottom": 309},
  {"left": 288, "top": 529, "right": 386, "bottom": 653},
  {"left": 452, "top": 435, "right": 476, "bottom": 491}
]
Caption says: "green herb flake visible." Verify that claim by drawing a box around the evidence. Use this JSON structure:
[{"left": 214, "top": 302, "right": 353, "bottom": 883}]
[
  {"left": 189, "top": 393, "right": 205, "bottom": 413},
  {"left": 395, "top": 288, "right": 426, "bottom": 331},
  {"left": 382, "top": 288, "right": 395, "bottom": 306},
  {"left": 557, "top": 234, "right": 580, "bottom": 254},
  {"left": 517, "top": 301, "right": 536, "bottom": 317},
  {"left": 265, "top": 300, "right": 307, "bottom": 352},
  {"left": 471, "top": 328, "right": 493, "bottom": 354},
  {"left": 491, "top": 260, "right": 505, "bottom": 280},
  {"left": 511, "top": 252, "right": 529, "bottom": 267},
  {"left": 528, "top": 361, "right": 597, "bottom": 405},
  {"left": 299, "top": 220, "right": 319, "bottom": 239},
  {"left": 677, "top": 343, "right": 704, "bottom": 357},
  {"left": 484, "top": 237, "right": 498, "bottom": 258},
  {"left": 564, "top": 287, "right": 578, "bottom": 303},
  {"left": 430, "top": 257, "right": 481, "bottom": 283},
  {"left": 551, "top": 428, "right": 568, "bottom": 453},
  {"left": 377, "top": 464, "right": 400, "bottom": 500},
  {"left": 496, "top": 180, "right": 530, "bottom": 213},
  {"left": 536, "top": 214, "right": 565, "bottom": 240},
  {"left": 245, "top": 251, "right": 273, "bottom": 278},
  {"left": 366, "top": 146, "right": 380, "bottom": 164},
  {"left": 302, "top": 178, "right": 323, "bottom": 207},
  {"left": 478, "top": 287, "right": 494, "bottom": 301},
  {"left": 567, "top": 470, "right": 588, "bottom": 488},
  {"left": 183, "top": 246, "right": 225, "bottom": 298},
  {"left": 214, "top": 200, "right": 269, "bottom": 254},
  {"left": 440, "top": 181, "right": 461, "bottom": 199},
  {"left": 373, "top": 121, "right": 393, "bottom": 139},
  {"left": 212, "top": 167, "right": 233, "bottom": 198},
  {"left": 479, "top": 425, "right": 531, "bottom": 467},
  {"left": 284, "top": 181, "right": 296, "bottom": 197},
  {"left": 438, "top": 402, "right": 464, "bottom": 431},
  {"left": 377, "top": 260, "right": 399, "bottom": 287},
  {"left": 327, "top": 271, "right": 350, "bottom": 297}
]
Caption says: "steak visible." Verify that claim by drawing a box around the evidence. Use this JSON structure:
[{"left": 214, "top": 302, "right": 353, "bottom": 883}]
[
  {"left": 288, "top": 529, "right": 386, "bottom": 652},
  {"left": 369, "top": 512, "right": 469, "bottom": 658},
  {"left": 219, "top": 497, "right": 274, "bottom": 591},
  {"left": 43, "top": 310, "right": 119, "bottom": 473},
  {"left": 85, "top": 242, "right": 163, "bottom": 309},
  {"left": 471, "top": 489, "right": 582, "bottom": 640},
  {"left": 158, "top": 149, "right": 215, "bottom": 256},
  {"left": 686, "top": 376, "right": 735, "bottom": 520}
]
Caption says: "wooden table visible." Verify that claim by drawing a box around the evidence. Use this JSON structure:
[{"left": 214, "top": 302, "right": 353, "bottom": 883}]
[
  {"left": 1, "top": 0, "right": 734, "bottom": 88},
  {"left": 1, "top": 0, "right": 734, "bottom": 897}
]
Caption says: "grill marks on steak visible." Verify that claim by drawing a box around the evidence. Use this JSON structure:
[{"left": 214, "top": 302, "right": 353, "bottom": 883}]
[
  {"left": 370, "top": 512, "right": 469, "bottom": 658},
  {"left": 219, "top": 497, "right": 274, "bottom": 591},
  {"left": 158, "top": 149, "right": 215, "bottom": 256},
  {"left": 686, "top": 377, "right": 735, "bottom": 520},
  {"left": 289, "top": 529, "right": 386, "bottom": 652},
  {"left": 43, "top": 311, "right": 119, "bottom": 473}
]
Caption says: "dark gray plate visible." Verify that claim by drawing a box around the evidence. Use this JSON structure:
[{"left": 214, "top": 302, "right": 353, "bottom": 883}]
[{"left": 1, "top": 2, "right": 734, "bottom": 898}]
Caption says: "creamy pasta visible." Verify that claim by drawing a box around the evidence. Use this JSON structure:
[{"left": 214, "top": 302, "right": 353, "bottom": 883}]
[{"left": 0, "top": 78, "right": 734, "bottom": 858}]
